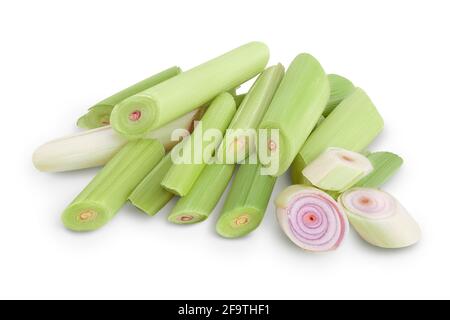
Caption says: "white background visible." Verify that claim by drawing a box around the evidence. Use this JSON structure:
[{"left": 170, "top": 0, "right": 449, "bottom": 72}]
[{"left": 1, "top": 0, "right": 449, "bottom": 300}]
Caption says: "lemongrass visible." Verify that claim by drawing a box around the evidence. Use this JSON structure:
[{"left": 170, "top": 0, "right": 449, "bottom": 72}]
[
  {"left": 168, "top": 163, "right": 235, "bottom": 224},
  {"left": 217, "top": 64, "right": 284, "bottom": 163},
  {"left": 32, "top": 108, "right": 201, "bottom": 172},
  {"left": 259, "top": 54, "right": 329, "bottom": 176},
  {"left": 338, "top": 188, "right": 421, "bottom": 248},
  {"left": 216, "top": 164, "right": 277, "bottom": 238},
  {"left": 291, "top": 88, "right": 384, "bottom": 184},
  {"left": 77, "top": 66, "right": 181, "bottom": 129},
  {"left": 302, "top": 148, "right": 373, "bottom": 192},
  {"left": 275, "top": 185, "right": 348, "bottom": 252},
  {"left": 61, "top": 139, "right": 164, "bottom": 231},
  {"left": 161, "top": 93, "right": 236, "bottom": 196},
  {"left": 110, "top": 42, "right": 269, "bottom": 139}
]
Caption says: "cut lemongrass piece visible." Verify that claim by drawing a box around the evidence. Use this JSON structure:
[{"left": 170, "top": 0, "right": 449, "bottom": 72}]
[
  {"left": 323, "top": 74, "right": 355, "bottom": 116},
  {"left": 217, "top": 64, "right": 284, "bottom": 163},
  {"left": 76, "top": 66, "right": 181, "bottom": 129},
  {"left": 302, "top": 148, "right": 373, "bottom": 192},
  {"left": 168, "top": 163, "right": 235, "bottom": 224},
  {"left": 291, "top": 88, "right": 384, "bottom": 184},
  {"left": 259, "top": 54, "right": 329, "bottom": 176},
  {"left": 338, "top": 188, "right": 421, "bottom": 248},
  {"left": 275, "top": 185, "right": 348, "bottom": 252},
  {"left": 216, "top": 164, "right": 276, "bottom": 238},
  {"left": 110, "top": 42, "right": 269, "bottom": 139},
  {"left": 354, "top": 152, "right": 403, "bottom": 188},
  {"left": 161, "top": 93, "right": 236, "bottom": 196},
  {"left": 61, "top": 139, "right": 165, "bottom": 232},
  {"left": 129, "top": 153, "right": 174, "bottom": 216},
  {"left": 32, "top": 108, "right": 201, "bottom": 172}
]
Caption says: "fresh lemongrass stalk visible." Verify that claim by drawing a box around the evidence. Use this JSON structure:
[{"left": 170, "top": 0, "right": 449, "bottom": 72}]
[
  {"left": 168, "top": 163, "right": 235, "bottom": 224},
  {"left": 338, "top": 188, "right": 421, "bottom": 248},
  {"left": 291, "top": 88, "right": 384, "bottom": 184},
  {"left": 216, "top": 164, "right": 277, "bottom": 238},
  {"left": 354, "top": 152, "right": 403, "bottom": 188},
  {"left": 275, "top": 185, "right": 348, "bottom": 252},
  {"left": 217, "top": 64, "right": 285, "bottom": 163},
  {"left": 161, "top": 93, "right": 236, "bottom": 196},
  {"left": 110, "top": 42, "right": 269, "bottom": 139},
  {"left": 77, "top": 66, "right": 181, "bottom": 129},
  {"left": 302, "top": 148, "right": 373, "bottom": 192},
  {"left": 259, "top": 54, "right": 329, "bottom": 177},
  {"left": 32, "top": 109, "right": 201, "bottom": 172},
  {"left": 128, "top": 153, "right": 174, "bottom": 216},
  {"left": 323, "top": 74, "right": 355, "bottom": 116},
  {"left": 61, "top": 139, "right": 165, "bottom": 232}
]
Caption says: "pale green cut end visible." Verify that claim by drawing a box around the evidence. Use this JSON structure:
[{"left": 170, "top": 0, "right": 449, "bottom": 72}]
[
  {"left": 168, "top": 212, "right": 208, "bottom": 225},
  {"left": 62, "top": 201, "right": 112, "bottom": 232},
  {"left": 216, "top": 207, "right": 262, "bottom": 238},
  {"left": 323, "top": 74, "right": 355, "bottom": 116},
  {"left": 110, "top": 95, "right": 159, "bottom": 140},
  {"left": 354, "top": 152, "right": 403, "bottom": 188}
]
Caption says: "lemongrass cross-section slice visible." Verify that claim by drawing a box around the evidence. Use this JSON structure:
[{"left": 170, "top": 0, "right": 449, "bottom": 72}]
[
  {"left": 275, "top": 185, "right": 348, "bottom": 252},
  {"left": 302, "top": 148, "right": 373, "bottom": 192},
  {"left": 338, "top": 188, "right": 421, "bottom": 249}
]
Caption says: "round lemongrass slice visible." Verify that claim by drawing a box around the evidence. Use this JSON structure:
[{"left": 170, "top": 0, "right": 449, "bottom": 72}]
[
  {"left": 275, "top": 185, "right": 348, "bottom": 252},
  {"left": 338, "top": 188, "right": 421, "bottom": 248}
]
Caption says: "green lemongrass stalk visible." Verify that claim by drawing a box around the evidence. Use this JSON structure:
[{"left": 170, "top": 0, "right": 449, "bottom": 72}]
[
  {"left": 128, "top": 153, "right": 174, "bottom": 216},
  {"left": 161, "top": 93, "right": 236, "bottom": 196},
  {"left": 259, "top": 54, "right": 329, "bottom": 176},
  {"left": 111, "top": 42, "right": 269, "bottom": 139},
  {"left": 77, "top": 66, "right": 181, "bottom": 129},
  {"left": 216, "top": 164, "right": 277, "bottom": 238},
  {"left": 291, "top": 88, "right": 384, "bottom": 184},
  {"left": 323, "top": 74, "right": 355, "bottom": 116},
  {"left": 275, "top": 185, "right": 348, "bottom": 252},
  {"left": 302, "top": 148, "right": 373, "bottom": 192},
  {"left": 338, "top": 188, "right": 421, "bottom": 248},
  {"left": 354, "top": 152, "right": 403, "bottom": 188},
  {"left": 33, "top": 109, "right": 202, "bottom": 172},
  {"left": 61, "top": 139, "right": 165, "bottom": 231},
  {"left": 168, "top": 163, "right": 235, "bottom": 224},
  {"left": 217, "top": 64, "right": 285, "bottom": 163}
]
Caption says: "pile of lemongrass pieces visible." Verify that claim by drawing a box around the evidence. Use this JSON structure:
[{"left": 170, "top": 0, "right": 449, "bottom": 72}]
[{"left": 33, "top": 42, "right": 421, "bottom": 253}]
